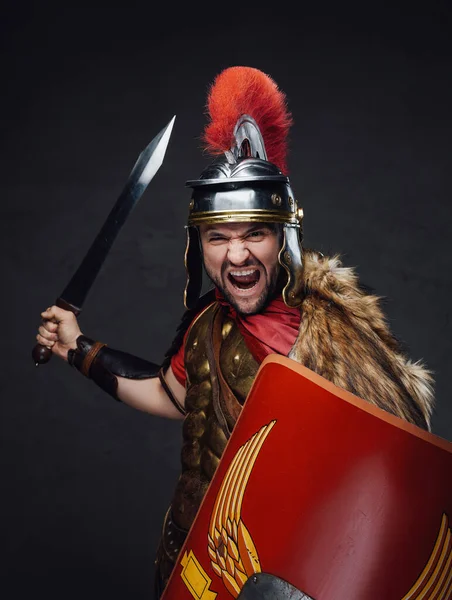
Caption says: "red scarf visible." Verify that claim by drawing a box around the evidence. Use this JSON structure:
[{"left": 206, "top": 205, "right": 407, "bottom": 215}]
[{"left": 215, "top": 289, "right": 301, "bottom": 364}]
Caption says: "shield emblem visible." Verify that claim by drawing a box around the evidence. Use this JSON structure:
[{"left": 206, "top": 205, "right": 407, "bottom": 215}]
[{"left": 161, "top": 355, "right": 452, "bottom": 600}]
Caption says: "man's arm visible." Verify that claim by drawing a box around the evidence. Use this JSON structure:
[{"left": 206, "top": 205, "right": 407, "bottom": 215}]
[
  {"left": 37, "top": 306, "right": 186, "bottom": 419},
  {"left": 116, "top": 366, "right": 185, "bottom": 419}
]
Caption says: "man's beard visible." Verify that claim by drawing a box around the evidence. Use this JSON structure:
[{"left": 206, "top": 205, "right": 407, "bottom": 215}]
[{"left": 204, "top": 258, "right": 282, "bottom": 316}]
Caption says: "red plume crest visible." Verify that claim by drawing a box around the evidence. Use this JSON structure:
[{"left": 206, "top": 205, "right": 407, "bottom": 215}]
[{"left": 203, "top": 66, "right": 293, "bottom": 174}]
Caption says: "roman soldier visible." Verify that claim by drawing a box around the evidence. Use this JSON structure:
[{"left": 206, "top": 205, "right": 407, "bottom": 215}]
[{"left": 36, "top": 67, "right": 434, "bottom": 598}]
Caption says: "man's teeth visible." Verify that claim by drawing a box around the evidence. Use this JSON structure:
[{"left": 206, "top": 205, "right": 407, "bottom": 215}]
[{"left": 230, "top": 269, "right": 257, "bottom": 277}]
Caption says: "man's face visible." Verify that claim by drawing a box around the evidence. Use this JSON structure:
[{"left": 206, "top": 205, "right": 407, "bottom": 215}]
[{"left": 199, "top": 222, "right": 281, "bottom": 315}]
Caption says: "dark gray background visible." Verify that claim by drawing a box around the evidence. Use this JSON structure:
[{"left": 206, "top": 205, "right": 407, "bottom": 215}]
[{"left": 2, "top": 3, "right": 451, "bottom": 598}]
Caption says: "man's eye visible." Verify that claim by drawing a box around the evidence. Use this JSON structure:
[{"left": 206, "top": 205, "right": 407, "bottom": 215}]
[
  {"left": 209, "top": 236, "right": 226, "bottom": 242},
  {"left": 247, "top": 231, "right": 265, "bottom": 239}
]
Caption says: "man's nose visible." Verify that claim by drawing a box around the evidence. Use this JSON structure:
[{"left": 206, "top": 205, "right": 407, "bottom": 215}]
[{"left": 227, "top": 240, "right": 250, "bottom": 265}]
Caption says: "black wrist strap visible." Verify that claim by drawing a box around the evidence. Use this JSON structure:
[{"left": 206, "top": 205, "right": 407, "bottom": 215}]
[
  {"left": 68, "top": 335, "right": 162, "bottom": 402},
  {"left": 68, "top": 335, "right": 120, "bottom": 400}
]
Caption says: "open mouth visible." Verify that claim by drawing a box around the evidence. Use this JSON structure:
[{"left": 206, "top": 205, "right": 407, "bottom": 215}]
[{"left": 227, "top": 269, "right": 261, "bottom": 290}]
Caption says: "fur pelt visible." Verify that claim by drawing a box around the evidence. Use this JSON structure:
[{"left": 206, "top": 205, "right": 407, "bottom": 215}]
[{"left": 289, "top": 251, "right": 434, "bottom": 431}]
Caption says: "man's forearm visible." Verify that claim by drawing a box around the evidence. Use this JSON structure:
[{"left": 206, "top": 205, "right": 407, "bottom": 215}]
[{"left": 67, "top": 335, "right": 186, "bottom": 419}]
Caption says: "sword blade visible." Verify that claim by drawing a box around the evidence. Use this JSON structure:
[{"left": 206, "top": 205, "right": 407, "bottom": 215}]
[{"left": 60, "top": 116, "right": 175, "bottom": 310}]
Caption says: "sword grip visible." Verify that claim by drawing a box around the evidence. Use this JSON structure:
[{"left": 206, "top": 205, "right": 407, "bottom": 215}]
[{"left": 32, "top": 298, "right": 81, "bottom": 366}]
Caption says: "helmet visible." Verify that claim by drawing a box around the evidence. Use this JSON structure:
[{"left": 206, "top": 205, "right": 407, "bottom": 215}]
[{"left": 184, "top": 67, "right": 304, "bottom": 310}]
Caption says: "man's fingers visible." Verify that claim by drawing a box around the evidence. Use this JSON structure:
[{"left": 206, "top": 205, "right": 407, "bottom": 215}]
[
  {"left": 41, "top": 305, "right": 72, "bottom": 323},
  {"left": 41, "top": 319, "right": 58, "bottom": 332},
  {"left": 41, "top": 306, "right": 59, "bottom": 321},
  {"left": 38, "top": 325, "right": 58, "bottom": 340},
  {"left": 36, "top": 333, "right": 55, "bottom": 348}
]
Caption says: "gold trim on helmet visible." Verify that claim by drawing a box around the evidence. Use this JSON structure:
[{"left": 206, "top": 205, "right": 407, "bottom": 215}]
[{"left": 188, "top": 209, "right": 300, "bottom": 227}]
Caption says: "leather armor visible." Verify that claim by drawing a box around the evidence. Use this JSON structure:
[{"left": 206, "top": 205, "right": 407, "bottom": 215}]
[{"left": 155, "top": 301, "right": 259, "bottom": 592}]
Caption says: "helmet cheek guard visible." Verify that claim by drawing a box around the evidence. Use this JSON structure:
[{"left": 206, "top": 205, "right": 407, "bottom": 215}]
[
  {"left": 279, "top": 222, "right": 304, "bottom": 308},
  {"left": 184, "top": 226, "right": 203, "bottom": 310}
]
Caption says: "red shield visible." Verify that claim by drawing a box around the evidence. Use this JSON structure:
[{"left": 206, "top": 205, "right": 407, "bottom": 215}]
[{"left": 162, "top": 355, "right": 452, "bottom": 600}]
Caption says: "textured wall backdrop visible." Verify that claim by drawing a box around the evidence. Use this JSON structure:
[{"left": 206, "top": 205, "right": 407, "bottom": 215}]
[{"left": 2, "top": 3, "right": 451, "bottom": 598}]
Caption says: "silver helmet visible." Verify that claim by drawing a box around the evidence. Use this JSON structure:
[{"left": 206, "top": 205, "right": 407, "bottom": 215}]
[{"left": 184, "top": 68, "right": 304, "bottom": 310}]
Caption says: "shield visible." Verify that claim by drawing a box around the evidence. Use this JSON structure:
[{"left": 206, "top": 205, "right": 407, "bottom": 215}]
[{"left": 161, "top": 355, "right": 452, "bottom": 600}]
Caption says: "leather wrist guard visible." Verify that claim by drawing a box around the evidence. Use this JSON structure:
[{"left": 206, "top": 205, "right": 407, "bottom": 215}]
[{"left": 67, "top": 335, "right": 161, "bottom": 403}]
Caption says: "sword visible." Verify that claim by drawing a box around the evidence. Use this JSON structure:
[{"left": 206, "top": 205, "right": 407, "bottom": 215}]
[{"left": 32, "top": 116, "right": 176, "bottom": 366}]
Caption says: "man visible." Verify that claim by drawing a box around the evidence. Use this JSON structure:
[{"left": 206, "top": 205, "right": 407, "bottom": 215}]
[{"left": 36, "top": 66, "right": 434, "bottom": 596}]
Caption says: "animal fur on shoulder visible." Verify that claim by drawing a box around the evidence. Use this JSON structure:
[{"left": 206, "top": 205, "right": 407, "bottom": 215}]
[{"left": 289, "top": 251, "right": 434, "bottom": 431}]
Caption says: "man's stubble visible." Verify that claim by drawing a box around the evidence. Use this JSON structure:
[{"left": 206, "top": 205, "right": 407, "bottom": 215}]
[{"left": 203, "top": 257, "right": 282, "bottom": 316}]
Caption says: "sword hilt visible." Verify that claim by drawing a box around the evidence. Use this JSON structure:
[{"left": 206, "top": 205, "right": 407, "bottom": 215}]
[{"left": 32, "top": 298, "right": 81, "bottom": 366}]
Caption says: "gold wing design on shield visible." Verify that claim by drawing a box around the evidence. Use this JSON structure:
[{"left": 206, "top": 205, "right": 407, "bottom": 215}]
[
  {"left": 401, "top": 513, "right": 452, "bottom": 600},
  {"left": 207, "top": 421, "right": 276, "bottom": 598}
]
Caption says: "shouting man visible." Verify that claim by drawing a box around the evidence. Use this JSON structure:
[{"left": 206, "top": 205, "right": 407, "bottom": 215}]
[{"left": 36, "top": 67, "right": 434, "bottom": 597}]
